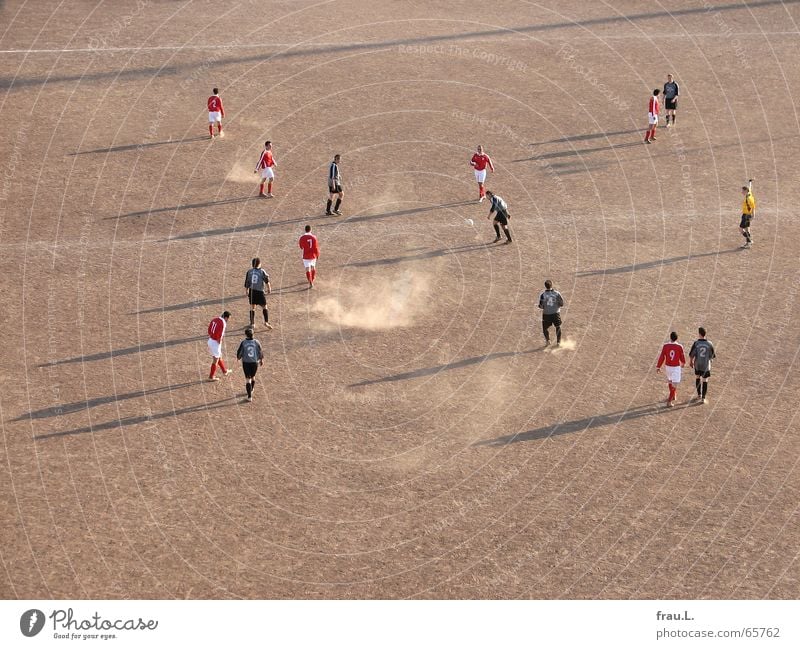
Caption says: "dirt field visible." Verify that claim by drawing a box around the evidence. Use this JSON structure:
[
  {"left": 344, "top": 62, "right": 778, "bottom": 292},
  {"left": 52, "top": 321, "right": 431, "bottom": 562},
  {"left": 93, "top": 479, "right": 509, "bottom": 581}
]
[{"left": 1, "top": 0, "right": 799, "bottom": 599}]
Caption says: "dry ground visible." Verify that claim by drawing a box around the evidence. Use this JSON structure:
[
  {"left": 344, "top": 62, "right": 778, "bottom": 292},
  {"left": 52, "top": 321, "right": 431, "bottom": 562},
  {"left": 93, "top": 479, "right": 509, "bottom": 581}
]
[{"left": 1, "top": 0, "right": 799, "bottom": 599}]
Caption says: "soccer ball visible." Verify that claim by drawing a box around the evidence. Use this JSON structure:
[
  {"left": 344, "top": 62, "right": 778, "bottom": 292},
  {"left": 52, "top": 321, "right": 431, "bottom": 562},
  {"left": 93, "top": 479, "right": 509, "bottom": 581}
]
[{"left": 465, "top": 218, "right": 474, "bottom": 226}]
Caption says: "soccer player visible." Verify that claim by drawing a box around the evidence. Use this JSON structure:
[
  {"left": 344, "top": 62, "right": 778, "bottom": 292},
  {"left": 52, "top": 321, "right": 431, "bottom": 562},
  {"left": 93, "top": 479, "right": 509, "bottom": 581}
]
[
  {"left": 484, "top": 190, "right": 512, "bottom": 243},
  {"left": 253, "top": 141, "right": 276, "bottom": 197},
  {"left": 689, "top": 327, "right": 716, "bottom": 404},
  {"left": 299, "top": 224, "right": 320, "bottom": 289},
  {"left": 644, "top": 88, "right": 660, "bottom": 143},
  {"left": 326, "top": 154, "right": 343, "bottom": 215},
  {"left": 207, "top": 88, "right": 225, "bottom": 139},
  {"left": 244, "top": 257, "right": 273, "bottom": 330},
  {"left": 236, "top": 327, "right": 264, "bottom": 403},
  {"left": 656, "top": 331, "right": 686, "bottom": 407},
  {"left": 538, "top": 280, "right": 565, "bottom": 346},
  {"left": 740, "top": 184, "right": 756, "bottom": 248},
  {"left": 663, "top": 74, "right": 679, "bottom": 127},
  {"left": 207, "top": 310, "right": 233, "bottom": 381},
  {"left": 470, "top": 144, "right": 495, "bottom": 202}
]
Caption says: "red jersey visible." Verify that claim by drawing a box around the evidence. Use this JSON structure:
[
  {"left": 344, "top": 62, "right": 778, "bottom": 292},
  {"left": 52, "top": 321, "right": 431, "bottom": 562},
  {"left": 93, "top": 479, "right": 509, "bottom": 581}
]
[
  {"left": 255, "top": 150, "right": 274, "bottom": 170},
  {"left": 657, "top": 342, "right": 685, "bottom": 368},
  {"left": 470, "top": 152, "right": 494, "bottom": 172},
  {"left": 208, "top": 316, "right": 227, "bottom": 342},
  {"left": 207, "top": 95, "right": 224, "bottom": 116},
  {"left": 648, "top": 95, "right": 660, "bottom": 115},
  {"left": 299, "top": 233, "right": 319, "bottom": 260}
]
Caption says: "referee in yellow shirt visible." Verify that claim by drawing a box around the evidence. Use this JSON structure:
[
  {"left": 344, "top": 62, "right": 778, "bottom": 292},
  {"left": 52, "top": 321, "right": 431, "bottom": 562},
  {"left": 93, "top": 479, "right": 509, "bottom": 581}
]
[{"left": 740, "top": 184, "right": 756, "bottom": 248}]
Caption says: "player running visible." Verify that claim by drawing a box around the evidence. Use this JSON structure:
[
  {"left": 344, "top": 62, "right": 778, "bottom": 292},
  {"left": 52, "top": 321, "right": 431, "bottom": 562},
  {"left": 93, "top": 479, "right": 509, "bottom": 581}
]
[
  {"left": 326, "top": 154, "right": 343, "bottom": 215},
  {"left": 656, "top": 331, "right": 686, "bottom": 407},
  {"left": 538, "top": 280, "right": 565, "bottom": 347},
  {"left": 254, "top": 141, "right": 276, "bottom": 197},
  {"left": 236, "top": 327, "right": 264, "bottom": 403},
  {"left": 689, "top": 327, "right": 716, "bottom": 404},
  {"left": 207, "top": 88, "right": 225, "bottom": 139},
  {"left": 244, "top": 257, "right": 273, "bottom": 330},
  {"left": 485, "top": 190, "right": 513, "bottom": 244},
  {"left": 299, "top": 224, "right": 320, "bottom": 289},
  {"left": 740, "top": 183, "right": 756, "bottom": 248},
  {"left": 207, "top": 310, "right": 233, "bottom": 381},
  {"left": 470, "top": 145, "right": 494, "bottom": 202},
  {"left": 644, "top": 88, "right": 660, "bottom": 143}
]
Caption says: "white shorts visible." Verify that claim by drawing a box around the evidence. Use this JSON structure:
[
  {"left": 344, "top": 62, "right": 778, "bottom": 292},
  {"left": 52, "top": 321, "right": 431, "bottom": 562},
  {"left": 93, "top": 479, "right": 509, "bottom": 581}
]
[
  {"left": 648, "top": 113, "right": 659, "bottom": 125},
  {"left": 665, "top": 365, "right": 681, "bottom": 384},
  {"left": 260, "top": 167, "right": 275, "bottom": 180},
  {"left": 208, "top": 338, "right": 222, "bottom": 358},
  {"left": 209, "top": 111, "right": 222, "bottom": 123},
  {"left": 474, "top": 169, "right": 487, "bottom": 183},
  {"left": 303, "top": 258, "right": 317, "bottom": 269}
]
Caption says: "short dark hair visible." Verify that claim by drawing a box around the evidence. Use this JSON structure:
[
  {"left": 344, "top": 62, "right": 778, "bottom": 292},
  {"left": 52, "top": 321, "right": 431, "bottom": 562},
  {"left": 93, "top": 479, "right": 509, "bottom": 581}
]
[
  {"left": 485, "top": 190, "right": 493, "bottom": 196},
  {"left": 653, "top": 88, "right": 660, "bottom": 96},
  {"left": 742, "top": 186, "right": 749, "bottom": 191},
  {"left": 698, "top": 326, "right": 706, "bottom": 337},
  {"left": 669, "top": 331, "right": 678, "bottom": 341},
  {"left": 333, "top": 154, "right": 341, "bottom": 161},
  {"left": 544, "top": 280, "right": 553, "bottom": 290},
  {"left": 265, "top": 141, "right": 271, "bottom": 147},
  {"left": 304, "top": 225, "right": 311, "bottom": 232},
  {"left": 212, "top": 87, "right": 219, "bottom": 94},
  {"left": 245, "top": 327, "right": 254, "bottom": 338},
  {"left": 252, "top": 257, "right": 260, "bottom": 268},
  {"left": 222, "top": 310, "right": 232, "bottom": 319}
]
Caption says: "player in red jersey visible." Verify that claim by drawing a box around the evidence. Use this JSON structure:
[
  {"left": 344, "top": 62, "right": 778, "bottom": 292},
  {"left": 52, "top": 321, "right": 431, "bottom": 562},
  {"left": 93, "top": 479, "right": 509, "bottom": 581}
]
[
  {"left": 298, "top": 224, "right": 320, "bottom": 289},
  {"left": 253, "top": 141, "right": 276, "bottom": 197},
  {"left": 656, "top": 331, "right": 686, "bottom": 406},
  {"left": 644, "top": 88, "right": 660, "bottom": 143},
  {"left": 207, "top": 310, "right": 233, "bottom": 381},
  {"left": 470, "top": 145, "right": 495, "bottom": 202},
  {"left": 207, "top": 88, "right": 225, "bottom": 139}
]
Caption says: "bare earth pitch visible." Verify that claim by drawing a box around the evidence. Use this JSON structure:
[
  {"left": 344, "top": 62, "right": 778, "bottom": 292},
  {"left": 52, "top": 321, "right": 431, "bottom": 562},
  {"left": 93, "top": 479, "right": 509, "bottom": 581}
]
[{"left": 1, "top": 0, "right": 799, "bottom": 599}]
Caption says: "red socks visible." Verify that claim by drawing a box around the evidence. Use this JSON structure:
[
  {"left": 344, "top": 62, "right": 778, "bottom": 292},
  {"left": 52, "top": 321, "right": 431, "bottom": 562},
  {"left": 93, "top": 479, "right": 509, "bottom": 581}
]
[
  {"left": 479, "top": 186, "right": 485, "bottom": 198},
  {"left": 218, "top": 359, "right": 227, "bottom": 373},
  {"left": 259, "top": 182, "right": 265, "bottom": 195},
  {"left": 310, "top": 268, "right": 316, "bottom": 281},
  {"left": 267, "top": 181, "right": 272, "bottom": 194},
  {"left": 209, "top": 124, "right": 213, "bottom": 137},
  {"left": 209, "top": 362, "right": 217, "bottom": 379},
  {"left": 306, "top": 270, "right": 313, "bottom": 284},
  {"left": 668, "top": 384, "right": 676, "bottom": 401}
]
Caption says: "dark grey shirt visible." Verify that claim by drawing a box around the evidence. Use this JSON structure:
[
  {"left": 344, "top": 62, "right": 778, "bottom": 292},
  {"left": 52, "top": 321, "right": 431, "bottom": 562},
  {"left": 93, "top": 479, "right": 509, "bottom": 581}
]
[
  {"left": 328, "top": 161, "right": 341, "bottom": 188},
  {"left": 489, "top": 194, "right": 508, "bottom": 214},
  {"left": 689, "top": 339, "right": 715, "bottom": 372},
  {"left": 663, "top": 81, "right": 679, "bottom": 99},
  {"left": 245, "top": 267, "right": 269, "bottom": 292},
  {"left": 538, "top": 289, "right": 564, "bottom": 315},
  {"left": 237, "top": 339, "right": 263, "bottom": 364}
]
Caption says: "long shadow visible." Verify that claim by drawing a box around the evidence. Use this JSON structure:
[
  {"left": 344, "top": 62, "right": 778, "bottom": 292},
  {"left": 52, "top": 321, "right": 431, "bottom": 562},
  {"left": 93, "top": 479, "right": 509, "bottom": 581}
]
[
  {"left": 13, "top": 381, "right": 204, "bottom": 421},
  {"left": 163, "top": 211, "right": 331, "bottom": 242},
  {"left": 328, "top": 201, "right": 474, "bottom": 227},
  {"left": 512, "top": 141, "right": 640, "bottom": 162},
  {"left": 68, "top": 136, "right": 207, "bottom": 156},
  {"left": 474, "top": 402, "right": 668, "bottom": 446},
  {"left": 39, "top": 335, "right": 206, "bottom": 367},
  {"left": 3, "top": 0, "right": 793, "bottom": 91},
  {"left": 132, "top": 295, "right": 242, "bottom": 315},
  {"left": 350, "top": 348, "right": 539, "bottom": 387},
  {"left": 576, "top": 248, "right": 742, "bottom": 277},
  {"left": 342, "top": 241, "right": 493, "bottom": 268},
  {"left": 107, "top": 196, "right": 252, "bottom": 220},
  {"left": 33, "top": 397, "right": 238, "bottom": 441},
  {"left": 529, "top": 129, "right": 641, "bottom": 146}
]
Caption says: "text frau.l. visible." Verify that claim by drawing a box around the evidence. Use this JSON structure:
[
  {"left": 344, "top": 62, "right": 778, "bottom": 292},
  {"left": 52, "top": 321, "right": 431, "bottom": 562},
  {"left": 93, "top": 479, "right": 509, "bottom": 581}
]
[{"left": 50, "top": 609, "right": 158, "bottom": 631}]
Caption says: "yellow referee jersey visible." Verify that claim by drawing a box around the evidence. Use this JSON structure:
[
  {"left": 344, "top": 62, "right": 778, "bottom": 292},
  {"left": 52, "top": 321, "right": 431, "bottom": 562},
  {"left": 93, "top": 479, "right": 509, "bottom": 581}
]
[{"left": 742, "top": 191, "right": 756, "bottom": 215}]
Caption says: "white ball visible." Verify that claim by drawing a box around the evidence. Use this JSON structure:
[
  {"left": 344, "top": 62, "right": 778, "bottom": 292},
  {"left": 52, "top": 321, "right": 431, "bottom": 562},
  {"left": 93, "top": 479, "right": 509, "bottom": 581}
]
[{"left": 465, "top": 218, "right": 474, "bottom": 226}]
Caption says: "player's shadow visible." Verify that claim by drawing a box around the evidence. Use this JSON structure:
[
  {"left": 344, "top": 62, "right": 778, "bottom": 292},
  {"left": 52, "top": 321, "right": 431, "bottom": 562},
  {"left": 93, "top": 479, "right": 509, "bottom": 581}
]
[
  {"left": 350, "top": 348, "right": 538, "bottom": 387},
  {"left": 575, "top": 248, "right": 742, "bottom": 277},
  {"left": 107, "top": 196, "right": 252, "bottom": 220},
  {"left": 12, "top": 381, "right": 205, "bottom": 421},
  {"left": 162, "top": 212, "right": 331, "bottom": 242},
  {"left": 68, "top": 136, "right": 208, "bottom": 156},
  {"left": 32, "top": 397, "right": 239, "bottom": 441},
  {"left": 512, "top": 141, "right": 640, "bottom": 162},
  {"left": 528, "top": 129, "right": 641, "bottom": 146},
  {"left": 474, "top": 402, "right": 667, "bottom": 447},
  {"left": 132, "top": 295, "right": 242, "bottom": 315},
  {"left": 342, "top": 241, "right": 492, "bottom": 268},
  {"left": 331, "top": 201, "right": 475, "bottom": 226},
  {"left": 38, "top": 335, "right": 206, "bottom": 367}
]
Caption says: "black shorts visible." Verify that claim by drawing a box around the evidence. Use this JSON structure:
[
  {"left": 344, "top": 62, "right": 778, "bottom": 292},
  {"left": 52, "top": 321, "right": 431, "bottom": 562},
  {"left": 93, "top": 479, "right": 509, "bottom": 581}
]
[
  {"left": 543, "top": 313, "right": 562, "bottom": 328},
  {"left": 329, "top": 184, "right": 343, "bottom": 194},
  {"left": 249, "top": 289, "right": 266, "bottom": 307},
  {"left": 242, "top": 362, "right": 259, "bottom": 379},
  {"left": 694, "top": 369, "right": 711, "bottom": 378},
  {"left": 493, "top": 211, "right": 509, "bottom": 225},
  {"left": 664, "top": 97, "right": 677, "bottom": 110},
  {"left": 740, "top": 214, "right": 752, "bottom": 228}
]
